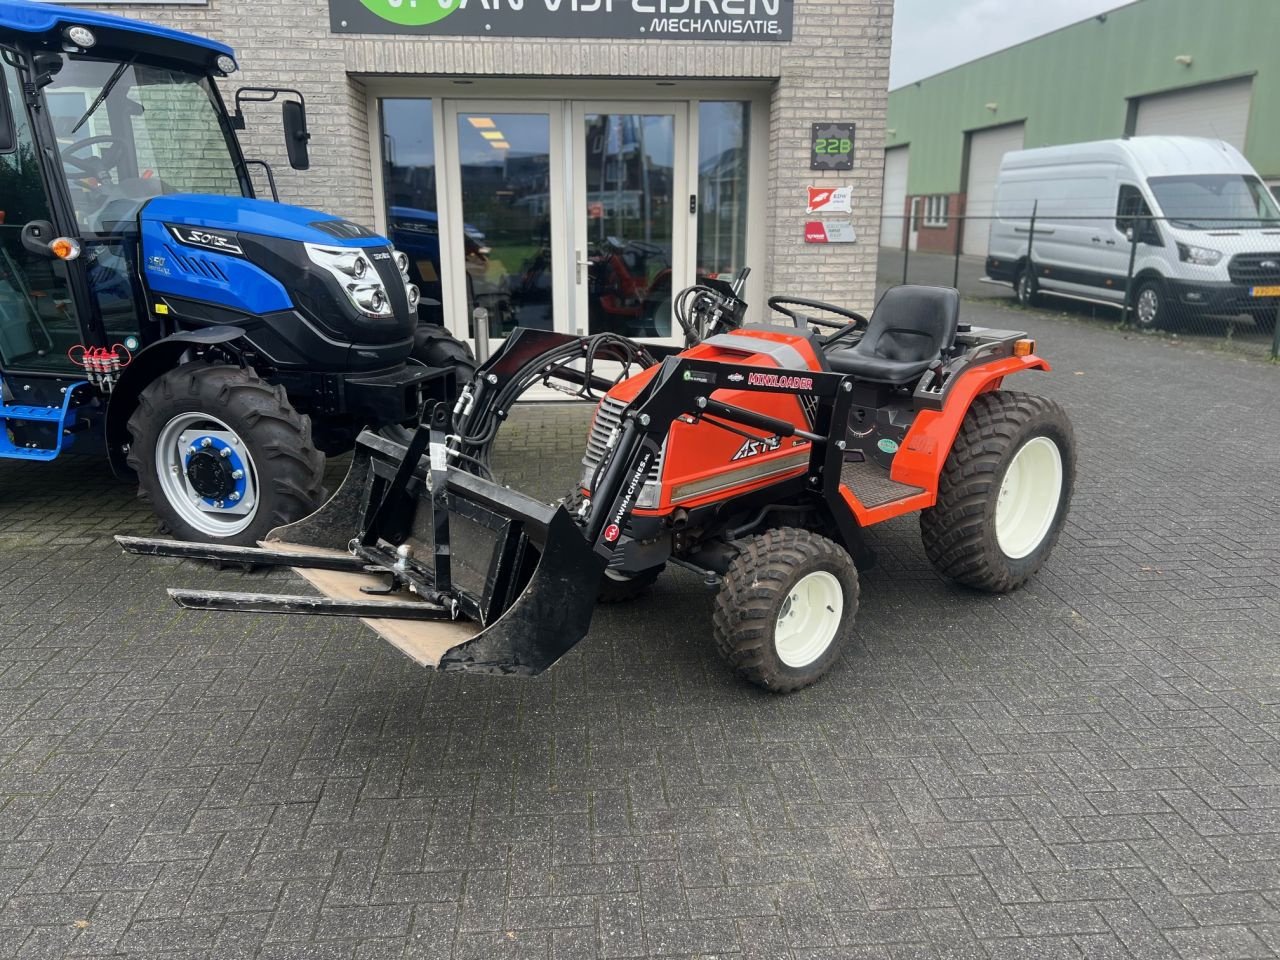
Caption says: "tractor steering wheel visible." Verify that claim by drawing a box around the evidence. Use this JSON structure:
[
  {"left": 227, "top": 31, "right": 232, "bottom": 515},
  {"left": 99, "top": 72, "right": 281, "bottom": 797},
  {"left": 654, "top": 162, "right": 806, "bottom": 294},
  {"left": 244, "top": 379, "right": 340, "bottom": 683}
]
[
  {"left": 768, "top": 296, "right": 868, "bottom": 331},
  {"left": 61, "top": 135, "right": 124, "bottom": 178}
]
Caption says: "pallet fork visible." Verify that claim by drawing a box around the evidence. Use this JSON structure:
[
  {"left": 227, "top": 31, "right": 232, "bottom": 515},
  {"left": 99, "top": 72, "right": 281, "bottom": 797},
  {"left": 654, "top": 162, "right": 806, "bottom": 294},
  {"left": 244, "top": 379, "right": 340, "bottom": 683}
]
[{"left": 120, "top": 348, "right": 863, "bottom": 677}]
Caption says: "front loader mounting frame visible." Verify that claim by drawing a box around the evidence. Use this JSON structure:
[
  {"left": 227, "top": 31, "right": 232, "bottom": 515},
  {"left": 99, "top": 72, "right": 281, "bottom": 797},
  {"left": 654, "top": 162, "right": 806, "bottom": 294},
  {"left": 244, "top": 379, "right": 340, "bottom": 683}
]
[{"left": 120, "top": 344, "right": 867, "bottom": 677}]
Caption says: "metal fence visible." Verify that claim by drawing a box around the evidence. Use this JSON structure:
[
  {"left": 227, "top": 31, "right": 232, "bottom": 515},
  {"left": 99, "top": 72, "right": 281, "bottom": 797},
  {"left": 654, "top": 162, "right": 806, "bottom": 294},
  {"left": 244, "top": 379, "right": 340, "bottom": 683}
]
[{"left": 877, "top": 212, "right": 1280, "bottom": 361}]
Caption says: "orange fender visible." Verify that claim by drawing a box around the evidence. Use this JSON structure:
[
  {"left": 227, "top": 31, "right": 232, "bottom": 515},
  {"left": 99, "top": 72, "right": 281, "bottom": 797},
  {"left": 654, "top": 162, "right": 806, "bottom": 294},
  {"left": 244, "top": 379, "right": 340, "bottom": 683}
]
[{"left": 890, "top": 355, "right": 1051, "bottom": 493}]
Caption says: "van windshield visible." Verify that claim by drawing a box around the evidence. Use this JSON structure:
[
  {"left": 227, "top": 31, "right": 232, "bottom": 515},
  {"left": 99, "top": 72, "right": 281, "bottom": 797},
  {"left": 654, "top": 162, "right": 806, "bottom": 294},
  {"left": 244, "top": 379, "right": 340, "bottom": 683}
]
[{"left": 1147, "top": 174, "right": 1280, "bottom": 230}]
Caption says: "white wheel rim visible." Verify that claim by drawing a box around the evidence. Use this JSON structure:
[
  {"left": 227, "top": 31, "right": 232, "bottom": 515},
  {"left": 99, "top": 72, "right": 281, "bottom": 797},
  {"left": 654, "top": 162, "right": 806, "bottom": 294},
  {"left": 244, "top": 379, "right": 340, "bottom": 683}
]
[
  {"left": 1137, "top": 288, "right": 1159, "bottom": 325},
  {"left": 155, "top": 413, "right": 260, "bottom": 538},
  {"left": 774, "top": 571, "right": 844, "bottom": 669},
  {"left": 995, "top": 436, "right": 1064, "bottom": 560},
  {"left": 1019, "top": 274, "right": 1032, "bottom": 302}
]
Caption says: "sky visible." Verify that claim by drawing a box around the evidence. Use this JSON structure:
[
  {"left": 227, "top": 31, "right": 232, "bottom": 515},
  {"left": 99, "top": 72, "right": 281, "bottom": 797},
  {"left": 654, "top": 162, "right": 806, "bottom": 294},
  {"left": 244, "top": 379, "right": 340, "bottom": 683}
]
[{"left": 890, "top": 0, "right": 1127, "bottom": 89}]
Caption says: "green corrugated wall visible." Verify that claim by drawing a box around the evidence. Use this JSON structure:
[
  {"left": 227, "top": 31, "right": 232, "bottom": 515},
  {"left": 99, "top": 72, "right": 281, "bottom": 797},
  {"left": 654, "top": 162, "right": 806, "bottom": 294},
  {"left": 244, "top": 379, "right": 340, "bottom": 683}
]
[{"left": 886, "top": 0, "right": 1279, "bottom": 193}]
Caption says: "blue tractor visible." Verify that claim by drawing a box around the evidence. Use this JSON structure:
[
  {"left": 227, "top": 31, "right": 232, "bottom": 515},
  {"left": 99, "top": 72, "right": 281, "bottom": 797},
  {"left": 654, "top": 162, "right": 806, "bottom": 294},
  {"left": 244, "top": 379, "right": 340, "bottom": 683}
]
[{"left": 0, "top": 0, "right": 475, "bottom": 543}]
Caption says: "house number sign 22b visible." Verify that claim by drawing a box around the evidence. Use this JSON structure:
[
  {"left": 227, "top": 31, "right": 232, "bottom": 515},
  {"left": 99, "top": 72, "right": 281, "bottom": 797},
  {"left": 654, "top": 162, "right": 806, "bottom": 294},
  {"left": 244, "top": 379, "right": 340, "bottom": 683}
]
[{"left": 811, "top": 123, "right": 856, "bottom": 172}]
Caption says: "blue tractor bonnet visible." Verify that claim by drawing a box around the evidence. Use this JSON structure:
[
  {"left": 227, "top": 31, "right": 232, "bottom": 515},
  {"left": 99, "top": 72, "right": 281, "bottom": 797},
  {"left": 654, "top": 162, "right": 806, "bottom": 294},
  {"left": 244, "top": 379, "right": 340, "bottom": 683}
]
[
  {"left": 143, "top": 195, "right": 387, "bottom": 249},
  {"left": 0, "top": 0, "right": 233, "bottom": 59}
]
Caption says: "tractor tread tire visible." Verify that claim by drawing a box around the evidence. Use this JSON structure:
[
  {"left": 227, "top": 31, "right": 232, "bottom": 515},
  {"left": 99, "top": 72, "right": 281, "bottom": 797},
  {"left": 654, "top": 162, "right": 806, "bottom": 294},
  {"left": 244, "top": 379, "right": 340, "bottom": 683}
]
[
  {"left": 712, "top": 527, "right": 858, "bottom": 694},
  {"left": 413, "top": 323, "right": 478, "bottom": 396},
  {"left": 920, "top": 390, "right": 1074, "bottom": 594},
  {"left": 127, "top": 365, "right": 325, "bottom": 545}
]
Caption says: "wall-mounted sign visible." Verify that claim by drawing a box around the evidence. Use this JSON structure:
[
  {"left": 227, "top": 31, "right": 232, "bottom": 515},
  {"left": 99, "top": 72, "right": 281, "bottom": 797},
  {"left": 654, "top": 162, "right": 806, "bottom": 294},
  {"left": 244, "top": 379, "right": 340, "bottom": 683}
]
[
  {"left": 805, "top": 221, "right": 857, "bottom": 244},
  {"left": 330, "top": 0, "right": 795, "bottom": 42},
  {"left": 807, "top": 185, "right": 853, "bottom": 214},
  {"left": 810, "top": 123, "right": 856, "bottom": 171}
]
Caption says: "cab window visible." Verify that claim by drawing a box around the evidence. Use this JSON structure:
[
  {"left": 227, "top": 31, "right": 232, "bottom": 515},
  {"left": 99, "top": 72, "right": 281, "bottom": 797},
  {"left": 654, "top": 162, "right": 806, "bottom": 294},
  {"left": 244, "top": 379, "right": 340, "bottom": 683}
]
[{"left": 0, "top": 52, "right": 81, "bottom": 372}]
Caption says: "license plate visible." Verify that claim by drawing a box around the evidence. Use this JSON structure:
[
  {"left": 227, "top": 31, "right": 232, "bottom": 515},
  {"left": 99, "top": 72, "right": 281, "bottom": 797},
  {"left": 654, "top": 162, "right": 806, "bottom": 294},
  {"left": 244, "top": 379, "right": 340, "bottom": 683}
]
[{"left": 1251, "top": 285, "right": 1280, "bottom": 297}]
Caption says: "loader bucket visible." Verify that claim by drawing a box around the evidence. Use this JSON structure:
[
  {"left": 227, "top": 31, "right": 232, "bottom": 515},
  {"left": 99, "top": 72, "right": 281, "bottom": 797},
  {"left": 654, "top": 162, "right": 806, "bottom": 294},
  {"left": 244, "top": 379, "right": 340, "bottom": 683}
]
[
  {"left": 269, "top": 429, "right": 607, "bottom": 675},
  {"left": 121, "top": 426, "right": 607, "bottom": 677}
]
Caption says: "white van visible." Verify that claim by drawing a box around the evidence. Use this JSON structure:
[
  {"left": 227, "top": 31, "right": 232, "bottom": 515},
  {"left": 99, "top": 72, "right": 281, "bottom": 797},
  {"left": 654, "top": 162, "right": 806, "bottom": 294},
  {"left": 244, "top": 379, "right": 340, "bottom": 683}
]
[{"left": 985, "top": 137, "right": 1280, "bottom": 332}]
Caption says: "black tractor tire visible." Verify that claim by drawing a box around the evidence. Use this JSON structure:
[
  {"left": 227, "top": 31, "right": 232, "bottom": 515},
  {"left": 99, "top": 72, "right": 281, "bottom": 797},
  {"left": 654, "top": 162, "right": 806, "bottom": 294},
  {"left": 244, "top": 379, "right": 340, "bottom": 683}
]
[
  {"left": 920, "top": 390, "right": 1075, "bottom": 594},
  {"left": 1015, "top": 265, "right": 1039, "bottom": 307},
  {"left": 599, "top": 566, "right": 665, "bottom": 604},
  {"left": 563, "top": 488, "right": 664, "bottom": 603},
  {"left": 712, "top": 527, "right": 859, "bottom": 694},
  {"left": 412, "top": 323, "right": 477, "bottom": 397},
  {"left": 126, "top": 365, "right": 326, "bottom": 546},
  {"left": 1132, "top": 278, "right": 1167, "bottom": 330}
]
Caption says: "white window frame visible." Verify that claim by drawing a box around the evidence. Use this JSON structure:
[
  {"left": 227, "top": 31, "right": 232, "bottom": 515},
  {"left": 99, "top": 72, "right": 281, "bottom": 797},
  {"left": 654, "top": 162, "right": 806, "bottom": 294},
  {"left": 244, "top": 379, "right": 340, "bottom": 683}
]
[
  {"left": 365, "top": 78, "right": 770, "bottom": 349},
  {"left": 923, "top": 195, "right": 949, "bottom": 228}
]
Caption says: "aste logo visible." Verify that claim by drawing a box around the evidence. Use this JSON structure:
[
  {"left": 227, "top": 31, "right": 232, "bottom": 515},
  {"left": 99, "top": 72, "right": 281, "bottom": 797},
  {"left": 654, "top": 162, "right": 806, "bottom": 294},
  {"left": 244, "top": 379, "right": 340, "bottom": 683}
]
[{"left": 732, "top": 435, "right": 781, "bottom": 461}]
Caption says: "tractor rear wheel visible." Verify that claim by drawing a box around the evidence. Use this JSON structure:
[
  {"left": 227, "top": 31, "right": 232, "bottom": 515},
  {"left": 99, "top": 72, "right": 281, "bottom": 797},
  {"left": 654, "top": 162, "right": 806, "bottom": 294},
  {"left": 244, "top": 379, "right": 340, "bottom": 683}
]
[
  {"left": 127, "top": 365, "right": 325, "bottom": 546},
  {"left": 920, "top": 390, "right": 1074, "bottom": 593},
  {"left": 713, "top": 527, "right": 858, "bottom": 694}
]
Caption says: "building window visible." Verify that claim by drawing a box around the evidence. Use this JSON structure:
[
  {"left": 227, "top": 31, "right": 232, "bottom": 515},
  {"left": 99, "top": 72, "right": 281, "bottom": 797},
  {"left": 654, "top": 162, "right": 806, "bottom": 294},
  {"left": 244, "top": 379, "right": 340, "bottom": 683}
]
[
  {"left": 379, "top": 99, "right": 444, "bottom": 325},
  {"left": 697, "top": 101, "right": 751, "bottom": 280},
  {"left": 924, "top": 195, "right": 949, "bottom": 227}
]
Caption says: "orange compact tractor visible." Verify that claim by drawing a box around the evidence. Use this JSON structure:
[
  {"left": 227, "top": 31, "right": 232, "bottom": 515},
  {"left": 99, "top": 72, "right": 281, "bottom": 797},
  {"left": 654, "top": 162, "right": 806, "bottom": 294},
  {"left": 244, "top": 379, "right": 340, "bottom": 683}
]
[{"left": 121, "top": 272, "right": 1075, "bottom": 693}]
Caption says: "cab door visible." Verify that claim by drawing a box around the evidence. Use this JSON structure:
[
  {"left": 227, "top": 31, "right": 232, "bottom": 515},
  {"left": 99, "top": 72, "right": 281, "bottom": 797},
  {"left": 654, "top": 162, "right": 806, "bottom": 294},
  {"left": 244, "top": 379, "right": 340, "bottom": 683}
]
[{"left": 0, "top": 50, "right": 91, "bottom": 375}]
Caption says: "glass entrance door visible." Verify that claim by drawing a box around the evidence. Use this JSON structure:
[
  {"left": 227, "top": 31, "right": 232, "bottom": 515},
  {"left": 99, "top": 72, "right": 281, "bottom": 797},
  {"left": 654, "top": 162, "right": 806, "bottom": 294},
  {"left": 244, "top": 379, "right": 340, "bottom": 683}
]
[
  {"left": 572, "top": 103, "right": 690, "bottom": 342},
  {"left": 442, "top": 101, "right": 567, "bottom": 341}
]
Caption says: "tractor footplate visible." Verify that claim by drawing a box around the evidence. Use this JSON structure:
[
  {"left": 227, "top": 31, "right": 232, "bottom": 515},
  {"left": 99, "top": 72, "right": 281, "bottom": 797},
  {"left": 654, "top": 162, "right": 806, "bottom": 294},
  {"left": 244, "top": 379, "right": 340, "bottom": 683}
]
[{"left": 840, "top": 458, "right": 925, "bottom": 508}]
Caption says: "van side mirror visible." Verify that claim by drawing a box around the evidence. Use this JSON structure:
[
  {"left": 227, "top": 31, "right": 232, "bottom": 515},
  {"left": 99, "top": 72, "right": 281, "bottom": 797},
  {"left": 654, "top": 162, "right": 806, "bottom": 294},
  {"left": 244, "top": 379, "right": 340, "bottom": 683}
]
[{"left": 283, "top": 100, "right": 310, "bottom": 171}]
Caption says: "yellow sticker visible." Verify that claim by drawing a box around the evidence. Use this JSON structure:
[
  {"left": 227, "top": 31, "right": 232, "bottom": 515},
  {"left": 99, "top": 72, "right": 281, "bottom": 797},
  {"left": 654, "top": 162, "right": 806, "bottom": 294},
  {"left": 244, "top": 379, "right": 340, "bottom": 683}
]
[
  {"left": 417, "top": 260, "right": 439, "bottom": 283},
  {"left": 155, "top": 304, "right": 170, "bottom": 315}
]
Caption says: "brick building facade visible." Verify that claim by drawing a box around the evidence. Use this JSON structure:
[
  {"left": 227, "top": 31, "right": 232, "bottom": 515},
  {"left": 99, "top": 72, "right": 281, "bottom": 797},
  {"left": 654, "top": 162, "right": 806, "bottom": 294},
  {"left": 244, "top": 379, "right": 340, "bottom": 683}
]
[{"left": 70, "top": 0, "right": 893, "bottom": 337}]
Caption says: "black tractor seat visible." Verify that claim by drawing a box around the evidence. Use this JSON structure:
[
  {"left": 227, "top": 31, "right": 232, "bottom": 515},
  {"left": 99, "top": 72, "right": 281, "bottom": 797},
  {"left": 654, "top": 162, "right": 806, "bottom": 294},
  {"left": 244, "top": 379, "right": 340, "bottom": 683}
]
[{"left": 825, "top": 285, "right": 960, "bottom": 385}]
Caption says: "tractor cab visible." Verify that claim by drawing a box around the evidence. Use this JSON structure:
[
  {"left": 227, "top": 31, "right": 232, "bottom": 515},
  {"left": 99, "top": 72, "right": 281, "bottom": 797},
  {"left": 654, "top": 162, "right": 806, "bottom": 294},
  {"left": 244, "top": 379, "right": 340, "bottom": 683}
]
[
  {"left": 0, "top": 0, "right": 475, "bottom": 546},
  {"left": 0, "top": 0, "right": 298, "bottom": 383}
]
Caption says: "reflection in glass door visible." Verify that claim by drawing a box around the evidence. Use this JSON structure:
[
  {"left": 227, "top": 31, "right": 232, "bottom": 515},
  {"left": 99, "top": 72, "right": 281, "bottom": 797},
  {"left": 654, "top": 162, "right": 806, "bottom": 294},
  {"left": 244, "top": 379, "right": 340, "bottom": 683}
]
[
  {"left": 573, "top": 104, "right": 689, "bottom": 341},
  {"left": 446, "top": 103, "right": 565, "bottom": 339}
]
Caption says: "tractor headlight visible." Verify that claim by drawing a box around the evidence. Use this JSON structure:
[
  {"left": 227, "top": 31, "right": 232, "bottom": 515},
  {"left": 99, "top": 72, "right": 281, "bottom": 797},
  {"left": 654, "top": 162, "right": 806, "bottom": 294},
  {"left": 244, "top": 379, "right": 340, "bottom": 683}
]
[
  {"left": 306, "top": 244, "right": 394, "bottom": 319},
  {"left": 1177, "top": 242, "right": 1223, "bottom": 266},
  {"left": 389, "top": 247, "right": 420, "bottom": 314},
  {"left": 634, "top": 481, "right": 661, "bottom": 510},
  {"left": 351, "top": 284, "right": 390, "bottom": 315}
]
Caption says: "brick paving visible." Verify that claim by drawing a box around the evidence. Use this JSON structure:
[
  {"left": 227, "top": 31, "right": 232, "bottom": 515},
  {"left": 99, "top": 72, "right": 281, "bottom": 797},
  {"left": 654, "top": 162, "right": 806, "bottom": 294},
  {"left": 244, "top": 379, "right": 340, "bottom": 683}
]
[{"left": 1, "top": 300, "right": 1279, "bottom": 959}]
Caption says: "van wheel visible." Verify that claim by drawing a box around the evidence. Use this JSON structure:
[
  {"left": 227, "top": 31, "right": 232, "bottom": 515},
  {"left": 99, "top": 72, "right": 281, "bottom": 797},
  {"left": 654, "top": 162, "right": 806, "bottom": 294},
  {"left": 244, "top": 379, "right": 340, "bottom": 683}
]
[
  {"left": 1251, "top": 311, "right": 1277, "bottom": 335},
  {"left": 1016, "top": 266, "right": 1039, "bottom": 307},
  {"left": 1132, "top": 279, "right": 1166, "bottom": 330}
]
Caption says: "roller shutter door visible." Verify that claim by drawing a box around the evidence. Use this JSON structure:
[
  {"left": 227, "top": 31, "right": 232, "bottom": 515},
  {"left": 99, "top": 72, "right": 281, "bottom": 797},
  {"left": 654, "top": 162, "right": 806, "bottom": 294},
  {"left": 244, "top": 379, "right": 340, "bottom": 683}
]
[
  {"left": 879, "top": 147, "right": 909, "bottom": 248},
  {"left": 963, "top": 123, "right": 1025, "bottom": 257},
  {"left": 1134, "top": 79, "right": 1252, "bottom": 151}
]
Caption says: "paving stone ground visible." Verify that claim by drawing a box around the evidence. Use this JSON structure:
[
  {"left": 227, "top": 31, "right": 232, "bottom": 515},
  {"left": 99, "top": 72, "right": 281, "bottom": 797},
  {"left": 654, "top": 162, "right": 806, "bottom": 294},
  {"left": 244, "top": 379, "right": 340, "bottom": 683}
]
[{"left": 1, "top": 299, "right": 1278, "bottom": 959}]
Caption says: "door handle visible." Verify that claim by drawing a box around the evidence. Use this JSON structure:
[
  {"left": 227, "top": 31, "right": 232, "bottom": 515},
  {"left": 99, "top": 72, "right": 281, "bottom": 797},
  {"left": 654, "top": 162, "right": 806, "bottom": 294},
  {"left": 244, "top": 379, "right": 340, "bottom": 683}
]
[
  {"left": 1105, "top": 239, "right": 1117, "bottom": 246},
  {"left": 1090, "top": 237, "right": 1102, "bottom": 243},
  {"left": 576, "top": 250, "right": 589, "bottom": 284}
]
